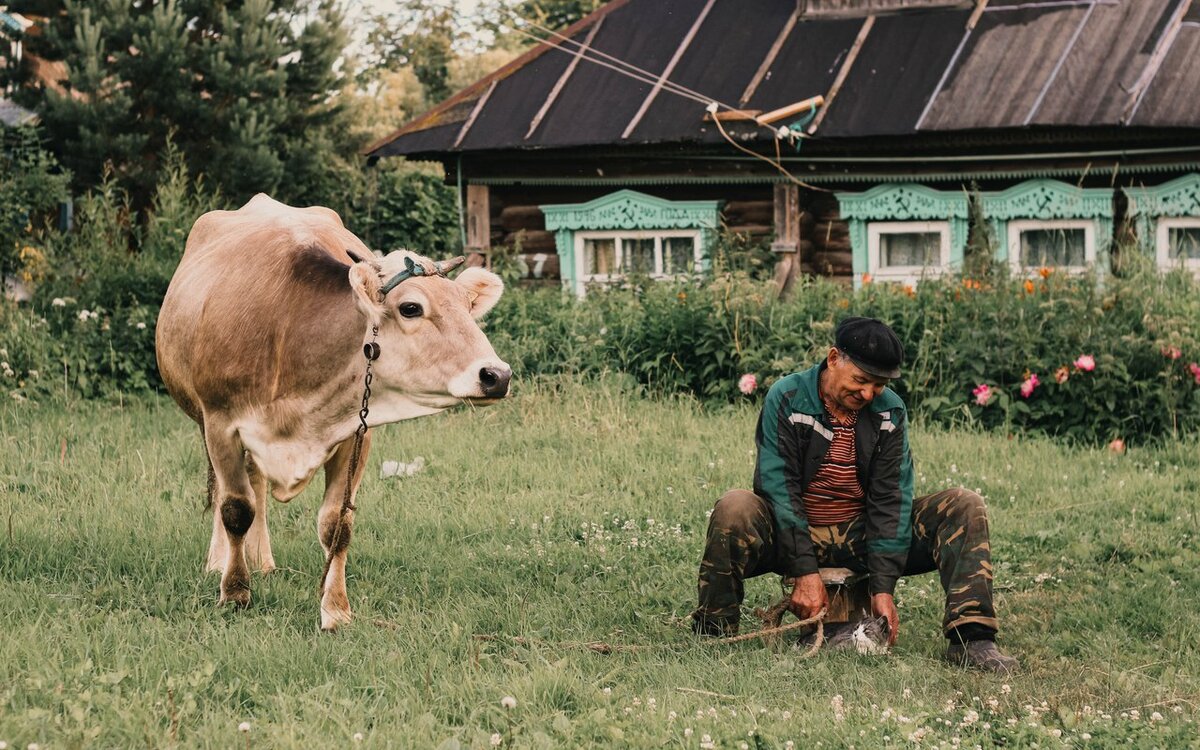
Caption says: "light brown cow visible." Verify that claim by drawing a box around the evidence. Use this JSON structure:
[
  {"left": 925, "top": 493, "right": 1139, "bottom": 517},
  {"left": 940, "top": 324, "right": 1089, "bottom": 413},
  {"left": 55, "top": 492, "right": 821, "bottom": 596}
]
[{"left": 156, "top": 194, "right": 510, "bottom": 630}]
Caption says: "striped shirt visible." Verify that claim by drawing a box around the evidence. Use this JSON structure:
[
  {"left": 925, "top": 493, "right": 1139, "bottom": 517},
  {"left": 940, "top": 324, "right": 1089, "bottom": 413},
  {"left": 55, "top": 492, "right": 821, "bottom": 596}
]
[{"left": 801, "top": 404, "right": 865, "bottom": 525}]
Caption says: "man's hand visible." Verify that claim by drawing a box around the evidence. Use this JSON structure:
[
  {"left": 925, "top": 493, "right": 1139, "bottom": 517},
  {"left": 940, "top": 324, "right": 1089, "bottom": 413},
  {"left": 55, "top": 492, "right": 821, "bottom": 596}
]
[
  {"left": 872, "top": 592, "right": 899, "bottom": 647},
  {"left": 788, "top": 573, "right": 829, "bottom": 620}
]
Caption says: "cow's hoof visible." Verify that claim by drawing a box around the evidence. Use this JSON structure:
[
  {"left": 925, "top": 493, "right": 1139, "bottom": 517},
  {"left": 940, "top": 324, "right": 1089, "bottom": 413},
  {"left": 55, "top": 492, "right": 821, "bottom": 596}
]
[
  {"left": 219, "top": 585, "right": 251, "bottom": 608},
  {"left": 320, "top": 605, "right": 352, "bottom": 632}
]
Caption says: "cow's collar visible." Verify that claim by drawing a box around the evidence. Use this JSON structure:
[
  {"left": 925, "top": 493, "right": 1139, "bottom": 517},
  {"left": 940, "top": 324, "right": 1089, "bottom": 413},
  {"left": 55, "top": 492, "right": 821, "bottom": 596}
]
[{"left": 379, "top": 255, "right": 466, "bottom": 297}]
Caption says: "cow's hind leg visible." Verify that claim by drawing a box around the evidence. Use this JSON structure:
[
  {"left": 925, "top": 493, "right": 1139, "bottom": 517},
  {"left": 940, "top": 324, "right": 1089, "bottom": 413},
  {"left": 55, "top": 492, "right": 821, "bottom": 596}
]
[
  {"left": 317, "top": 430, "right": 372, "bottom": 631},
  {"left": 244, "top": 457, "right": 276, "bottom": 573},
  {"left": 203, "top": 444, "right": 226, "bottom": 572},
  {"left": 203, "top": 418, "right": 257, "bottom": 608}
]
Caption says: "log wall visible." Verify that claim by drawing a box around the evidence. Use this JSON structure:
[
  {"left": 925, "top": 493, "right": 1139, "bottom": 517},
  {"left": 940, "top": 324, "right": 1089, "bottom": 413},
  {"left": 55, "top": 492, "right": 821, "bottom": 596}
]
[{"left": 484, "top": 184, "right": 853, "bottom": 285}]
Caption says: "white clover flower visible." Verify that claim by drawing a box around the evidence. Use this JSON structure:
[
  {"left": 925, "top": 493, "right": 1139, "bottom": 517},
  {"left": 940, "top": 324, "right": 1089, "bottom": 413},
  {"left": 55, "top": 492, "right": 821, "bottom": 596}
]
[
  {"left": 353, "top": 732, "right": 364, "bottom": 742},
  {"left": 51, "top": 298, "right": 66, "bottom": 307},
  {"left": 0, "top": 741, "right": 7, "bottom": 750},
  {"left": 1151, "top": 712, "right": 1163, "bottom": 722},
  {"left": 26, "top": 744, "right": 38, "bottom": 750},
  {"left": 668, "top": 711, "right": 677, "bottom": 720},
  {"left": 700, "top": 734, "right": 715, "bottom": 750},
  {"left": 501, "top": 696, "right": 517, "bottom": 709},
  {"left": 1081, "top": 733, "right": 1091, "bottom": 740},
  {"left": 490, "top": 733, "right": 502, "bottom": 747},
  {"left": 238, "top": 722, "right": 251, "bottom": 732},
  {"left": 602, "top": 687, "right": 612, "bottom": 695},
  {"left": 1000, "top": 684, "right": 1011, "bottom": 695},
  {"left": 136, "top": 322, "right": 147, "bottom": 330},
  {"left": 78, "top": 309, "right": 91, "bottom": 321},
  {"left": 684, "top": 728, "right": 693, "bottom": 738},
  {"left": 902, "top": 688, "right": 912, "bottom": 699},
  {"left": 739, "top": 743, "right": 749, "bottom": 750},
  {"left": 785, "top": 743, "right": 795, "bottom": 750}
]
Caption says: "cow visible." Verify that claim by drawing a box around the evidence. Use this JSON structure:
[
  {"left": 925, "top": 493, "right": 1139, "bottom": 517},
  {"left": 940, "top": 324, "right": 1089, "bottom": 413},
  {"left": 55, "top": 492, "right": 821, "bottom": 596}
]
[{"left": 156, "top": 194, "right": 510, "bottom": 631}]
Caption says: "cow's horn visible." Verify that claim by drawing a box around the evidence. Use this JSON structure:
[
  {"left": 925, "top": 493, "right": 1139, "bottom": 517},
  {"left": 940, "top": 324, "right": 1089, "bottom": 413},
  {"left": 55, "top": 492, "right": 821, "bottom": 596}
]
[{"left": 437, "top": 256, "right": 466, "bottom": 275}]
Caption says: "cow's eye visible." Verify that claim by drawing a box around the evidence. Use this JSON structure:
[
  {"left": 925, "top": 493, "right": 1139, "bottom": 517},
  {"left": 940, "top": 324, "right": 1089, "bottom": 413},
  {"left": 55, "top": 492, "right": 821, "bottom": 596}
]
[{"left": 399, "top": 302, "right": 423, "bottom": 319}]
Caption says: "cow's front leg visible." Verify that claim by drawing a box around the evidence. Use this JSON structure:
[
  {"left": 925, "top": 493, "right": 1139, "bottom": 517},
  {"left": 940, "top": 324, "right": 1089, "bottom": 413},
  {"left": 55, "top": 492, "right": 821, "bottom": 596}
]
[
  {"left": 244, "top": 457, "right": 276, "bottom": 573},
  {"left": 204, "top": 418, "right": 256, "bottom": 608},
  {"left": 317, "top": 430, "right": 372, "bottom": 631}
]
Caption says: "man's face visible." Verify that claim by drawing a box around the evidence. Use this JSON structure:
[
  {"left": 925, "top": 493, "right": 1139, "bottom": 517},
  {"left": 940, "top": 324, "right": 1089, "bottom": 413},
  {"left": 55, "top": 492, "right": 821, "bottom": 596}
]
[{"left": 824, "top": 348, "right": 890, "bottom": 412}]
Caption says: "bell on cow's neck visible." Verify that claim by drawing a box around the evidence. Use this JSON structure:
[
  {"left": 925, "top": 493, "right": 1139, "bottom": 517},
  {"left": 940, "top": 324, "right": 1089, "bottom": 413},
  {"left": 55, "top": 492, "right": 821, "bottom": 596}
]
[{"left": 363, "top": 342, "right": 381, "bottom": 361}]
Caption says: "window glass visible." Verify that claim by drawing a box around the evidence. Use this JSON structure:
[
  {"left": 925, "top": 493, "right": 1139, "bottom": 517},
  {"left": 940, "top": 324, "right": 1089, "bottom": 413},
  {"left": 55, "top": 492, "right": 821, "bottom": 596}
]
[
  {"left": 663, "top": 237, "right": 696, "bottom": 275},
  {"left": 1019, "top": 228, "right": 1086, "bottom": 267},
  {"left": 584, "top": 238, "right": 616, "bottom": 275},
  {"left": 879, "top": 232, "right": 940, "bottom": 267},
  {"left": 623, "top": 237, "right": 655, "bottom": 274},
  {"left": 1168, "top": 227, "right": 1200, "bottom": 260}
]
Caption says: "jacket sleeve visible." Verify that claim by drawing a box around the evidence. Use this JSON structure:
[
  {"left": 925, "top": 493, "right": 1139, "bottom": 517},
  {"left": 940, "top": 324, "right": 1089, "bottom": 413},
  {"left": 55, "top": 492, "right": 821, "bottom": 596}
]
[
  {"left": 752, "top": 383, "right": 818, "bottom": 578},
  {"left": 864, "top": 407, "right": 914, "bottom": 595}
]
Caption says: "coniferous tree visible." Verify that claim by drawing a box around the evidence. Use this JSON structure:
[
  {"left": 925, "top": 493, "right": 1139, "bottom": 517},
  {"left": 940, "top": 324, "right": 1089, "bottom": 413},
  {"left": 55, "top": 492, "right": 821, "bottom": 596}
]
[{"left": 11, "top": 0, "right": 360, "bottom": 210}]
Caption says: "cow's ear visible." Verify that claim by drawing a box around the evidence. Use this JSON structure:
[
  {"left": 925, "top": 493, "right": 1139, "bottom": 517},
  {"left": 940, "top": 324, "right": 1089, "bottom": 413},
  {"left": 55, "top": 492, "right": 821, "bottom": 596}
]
[
  {"left": 349, "top": 262, "right": 385, "bottom": 324},
  {"left": 455, "top": 267, "right": 504, "bottom": 319}
]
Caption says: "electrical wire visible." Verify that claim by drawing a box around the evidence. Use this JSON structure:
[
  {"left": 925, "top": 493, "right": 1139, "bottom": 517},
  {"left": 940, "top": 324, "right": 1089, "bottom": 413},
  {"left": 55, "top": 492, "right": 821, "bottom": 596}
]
[{"left": 500, "top": 12, "right": 824, "bottom": 189}]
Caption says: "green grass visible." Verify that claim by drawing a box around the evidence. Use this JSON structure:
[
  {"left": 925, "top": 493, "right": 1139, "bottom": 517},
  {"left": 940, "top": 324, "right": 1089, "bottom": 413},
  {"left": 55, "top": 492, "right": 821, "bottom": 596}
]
[{"left": 1, "top": 378, "right": 1198, "bottom": 749}]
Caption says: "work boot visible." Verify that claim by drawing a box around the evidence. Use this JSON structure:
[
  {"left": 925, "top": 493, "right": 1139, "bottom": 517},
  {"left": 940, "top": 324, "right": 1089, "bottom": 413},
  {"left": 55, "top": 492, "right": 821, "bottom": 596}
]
[
  {"left": 944, "top": 640, "right": 1019, "bottom": 674},
  {"left": 691, "top": 613, "right": 738, "bottom": 638}
]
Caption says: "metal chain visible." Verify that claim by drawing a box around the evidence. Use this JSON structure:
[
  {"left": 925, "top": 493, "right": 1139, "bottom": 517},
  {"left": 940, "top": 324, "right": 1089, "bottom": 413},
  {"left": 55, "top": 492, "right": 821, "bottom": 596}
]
[{"left": 320, "top": 325, "right": 379, "bottom": 596}]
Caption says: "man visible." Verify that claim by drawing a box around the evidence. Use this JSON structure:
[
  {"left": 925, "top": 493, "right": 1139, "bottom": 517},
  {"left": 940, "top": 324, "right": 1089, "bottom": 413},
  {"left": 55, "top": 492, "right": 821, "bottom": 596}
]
[{"left": 692, "top": 317, "right": 1018, "bottom": 673}]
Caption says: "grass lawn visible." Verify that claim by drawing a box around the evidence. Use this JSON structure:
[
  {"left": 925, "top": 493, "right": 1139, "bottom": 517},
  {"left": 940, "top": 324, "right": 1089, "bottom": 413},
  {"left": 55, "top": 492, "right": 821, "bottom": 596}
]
[{"left": 1, "top": 377, "right": 1198, "bottom": 748}]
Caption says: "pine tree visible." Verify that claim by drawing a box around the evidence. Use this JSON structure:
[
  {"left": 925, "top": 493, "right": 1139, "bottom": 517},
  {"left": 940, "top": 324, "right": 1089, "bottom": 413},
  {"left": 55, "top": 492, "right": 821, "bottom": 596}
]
[{"left": 11, "top": 0, "right": 360, "bottom": 210}]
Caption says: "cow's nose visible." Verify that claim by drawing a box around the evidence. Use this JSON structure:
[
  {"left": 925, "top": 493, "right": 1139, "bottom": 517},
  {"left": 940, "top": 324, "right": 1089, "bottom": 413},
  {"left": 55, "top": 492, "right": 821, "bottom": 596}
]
[{"left": 479, "top": 366, "right": 511, "bottom": 398}]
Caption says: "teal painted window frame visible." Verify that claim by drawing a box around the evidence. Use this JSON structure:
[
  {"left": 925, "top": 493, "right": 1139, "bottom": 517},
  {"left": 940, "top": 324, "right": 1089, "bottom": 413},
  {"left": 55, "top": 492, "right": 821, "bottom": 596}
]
[
  {"left": 1124, "top": 174, "right": 1200, "bottom": 275},
  {"left": 837, "top": 184, "right": 969, "bottom": 289},
  {"left": 980, "top": 179, "right": 1113, "bottom": 276},
  {"left": 541, "top": 189, "right": 723, "bottom": 296}
]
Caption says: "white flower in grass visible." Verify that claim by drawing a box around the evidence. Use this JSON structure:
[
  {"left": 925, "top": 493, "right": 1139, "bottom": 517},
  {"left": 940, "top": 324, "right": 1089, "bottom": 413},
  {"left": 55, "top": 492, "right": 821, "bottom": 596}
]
[
  {"left": 51, "top": 298, "right": 66, "bottom": 307},
  {"left": 1151, "top": 712, "right": 1164, "bottom": 722},
  {"left": 0, "top": 741, "right": 6, "bottom": 750},
  {"left": 501, "top": 696, "right": 517, "bottom": 709},
  {"left": 602, "top": 687, "right": 611, "bottom": 695},
  {"left": 684, "top": 728, "right": 693, "bottom": 738},
  {"left": 26, "top": 744, "right": 37, "bottom": 750},
  {"left": 1000, "top": 684, "right": 1011, "bottom": 695},
  {"left": 353, "top": 732, "right": 364, "bottom": 742},
  {"left": 785, "top": 742, "right": 795, "bottom": 750},
  {"left": 238, "top": 722, "right": 251, "bottom": 733},
  {"left": 699, "top": 734, "right": 715, "bottom": 750},
  {"left": 490, "top": 733, "right": 502, "bottom": 746},
  {"left": 78, "top": 309, "right": 91, "bottom": 321},
  {"left": 136, "top": 322, "right": 147, "bottom": 330}
]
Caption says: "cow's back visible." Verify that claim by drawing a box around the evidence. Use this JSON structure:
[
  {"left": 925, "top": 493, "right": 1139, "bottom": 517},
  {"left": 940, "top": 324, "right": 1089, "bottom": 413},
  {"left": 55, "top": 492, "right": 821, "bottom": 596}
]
[{"left": 157, "top": 195, "right": 369, "bottom": 422}]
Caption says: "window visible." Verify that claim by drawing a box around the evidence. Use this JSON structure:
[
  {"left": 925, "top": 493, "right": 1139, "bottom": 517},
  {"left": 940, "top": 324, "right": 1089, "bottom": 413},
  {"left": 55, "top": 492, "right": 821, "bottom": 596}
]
[
  {"left": 1155, "top": 218, "right": 1200, "bottom": 274},
  {"left": 867, "top": 221, "right": 951, "bottom": 283},
  {"left": 1007, "top": 219, "right": 1095, "bottom": 273},
  {"left": 576, "top": 231, "right": 701, "bottom": 284}
]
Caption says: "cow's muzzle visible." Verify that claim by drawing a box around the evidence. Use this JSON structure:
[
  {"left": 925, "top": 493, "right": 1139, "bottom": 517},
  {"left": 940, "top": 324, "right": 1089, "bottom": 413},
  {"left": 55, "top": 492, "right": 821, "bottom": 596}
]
[{"left": 479, "top": 366, "right": 512, "bottom": 398}]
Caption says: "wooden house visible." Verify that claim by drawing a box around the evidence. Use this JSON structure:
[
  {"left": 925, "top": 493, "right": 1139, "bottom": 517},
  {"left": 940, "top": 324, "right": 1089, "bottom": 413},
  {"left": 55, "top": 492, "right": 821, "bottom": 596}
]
[{"left": 366, "top": 0, "right": 1200, "bottom": 292}]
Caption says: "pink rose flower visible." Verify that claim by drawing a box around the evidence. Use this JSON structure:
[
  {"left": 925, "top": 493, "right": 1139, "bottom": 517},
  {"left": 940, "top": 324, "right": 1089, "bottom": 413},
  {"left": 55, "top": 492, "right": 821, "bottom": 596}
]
[
  {"left": 972, "top": 383, "right": 992, "bottom": 406},
  {"left": 737, "top": 373, "right": 758, "bottom": 395},
  {"left": 1163, "top": 345, "right": 1182, "bottom": 360},
  {"left": 1020, "top": 373, "right": 1039, "bottom": 399},
  {"left": 1073, "top": 354, "right": 1095, "bottom": 372},
  {"left": 1108, "top": 438, "right": 1125, "bottom": 455},
  {"left": 1189, "top": 362, "right": 1200, "bottom": 386}
]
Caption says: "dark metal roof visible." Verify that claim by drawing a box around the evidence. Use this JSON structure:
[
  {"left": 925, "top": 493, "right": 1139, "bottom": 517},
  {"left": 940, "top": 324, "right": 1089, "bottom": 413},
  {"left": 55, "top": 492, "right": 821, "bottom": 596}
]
[{"left": 368, "top": 0, "right": 1200, "bottom": 160}]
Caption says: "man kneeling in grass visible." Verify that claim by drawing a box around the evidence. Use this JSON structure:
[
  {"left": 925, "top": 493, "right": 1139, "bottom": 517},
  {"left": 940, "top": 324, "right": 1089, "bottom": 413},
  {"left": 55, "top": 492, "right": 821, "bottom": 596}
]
[{"left": 692, "top": 317, "right": 1018, "bottom": 673}]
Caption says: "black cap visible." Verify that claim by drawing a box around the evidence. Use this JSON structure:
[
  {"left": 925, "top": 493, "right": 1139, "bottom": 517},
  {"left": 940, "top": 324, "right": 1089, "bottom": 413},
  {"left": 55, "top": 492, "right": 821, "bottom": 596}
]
[{"left": 835, "top": 317, "right": 904, "bottom": 379}]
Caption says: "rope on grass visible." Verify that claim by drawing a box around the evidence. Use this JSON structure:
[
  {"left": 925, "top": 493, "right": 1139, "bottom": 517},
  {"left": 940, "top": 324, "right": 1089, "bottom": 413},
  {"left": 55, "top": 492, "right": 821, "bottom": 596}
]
[{"left": 464, "top": 602, "right": 827, "bottom": 658}]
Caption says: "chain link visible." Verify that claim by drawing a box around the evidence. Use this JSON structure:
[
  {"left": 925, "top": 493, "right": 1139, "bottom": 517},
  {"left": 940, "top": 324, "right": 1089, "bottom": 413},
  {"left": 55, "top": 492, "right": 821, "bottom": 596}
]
[{"left": 320, "top": 325, "right": 379, "bottom": 597}]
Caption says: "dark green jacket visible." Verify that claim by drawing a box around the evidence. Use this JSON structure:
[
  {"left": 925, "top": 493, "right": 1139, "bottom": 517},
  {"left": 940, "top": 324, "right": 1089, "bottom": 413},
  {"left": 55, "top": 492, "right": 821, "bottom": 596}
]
[{"left": 753, "top": 361, "right": 914, "bottom": 595}]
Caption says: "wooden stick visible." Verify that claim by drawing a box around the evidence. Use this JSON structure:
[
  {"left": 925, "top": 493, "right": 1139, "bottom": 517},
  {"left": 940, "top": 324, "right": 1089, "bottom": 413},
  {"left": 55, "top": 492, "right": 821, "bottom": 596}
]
[
  {"left": 756, "top": 95, "right": 825, "bottom": 126},
  {"left": 807, "top": 16, "right": 875, "bottom": 135}
]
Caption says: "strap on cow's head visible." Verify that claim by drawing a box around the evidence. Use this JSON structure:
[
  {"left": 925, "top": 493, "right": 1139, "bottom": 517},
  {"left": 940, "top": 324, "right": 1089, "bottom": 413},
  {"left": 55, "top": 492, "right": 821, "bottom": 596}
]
[{"left": 378, "top": 255, "right": 466, "bottom": 297}]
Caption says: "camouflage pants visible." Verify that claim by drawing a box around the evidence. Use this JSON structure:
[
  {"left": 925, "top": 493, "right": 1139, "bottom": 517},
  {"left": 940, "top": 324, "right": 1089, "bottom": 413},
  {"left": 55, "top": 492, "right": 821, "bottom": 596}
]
[{"left": 694, "top": 487, "right": 998, "bottom": 635}]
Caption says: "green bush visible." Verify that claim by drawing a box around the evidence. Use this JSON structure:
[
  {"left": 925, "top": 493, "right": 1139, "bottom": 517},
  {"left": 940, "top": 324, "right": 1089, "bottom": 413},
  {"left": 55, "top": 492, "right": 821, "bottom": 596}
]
[
  {"left": 486, "top": 262, "right": 1200, "bottom": 444},
  {"left": 2, "top": 142, "right": 223, "bottom": 400},
  {"left": 351, "top": 163, "right": 460, "bottom": 254}
]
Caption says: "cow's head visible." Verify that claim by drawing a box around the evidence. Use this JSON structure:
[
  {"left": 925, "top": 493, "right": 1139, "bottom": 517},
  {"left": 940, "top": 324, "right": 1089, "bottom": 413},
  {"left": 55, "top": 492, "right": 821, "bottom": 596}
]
[{"left": 348, "top": 250, "right": 510, "bottom": 410}]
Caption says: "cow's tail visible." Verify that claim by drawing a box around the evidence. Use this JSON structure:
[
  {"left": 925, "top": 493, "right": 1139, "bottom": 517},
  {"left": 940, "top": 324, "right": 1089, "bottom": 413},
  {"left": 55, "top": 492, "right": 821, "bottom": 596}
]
[{"left": 199, "top": 422, "right": 216, "bottom": 511}]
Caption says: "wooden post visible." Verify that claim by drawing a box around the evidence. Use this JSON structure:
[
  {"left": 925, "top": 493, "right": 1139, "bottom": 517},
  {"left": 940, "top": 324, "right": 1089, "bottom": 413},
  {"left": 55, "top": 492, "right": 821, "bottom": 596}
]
[
  {"left": 772, "top": 183, "right": 801, "bottom": 298},
  {"left": 465, "top": 184, "right": 490, "bottom": 267}
]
